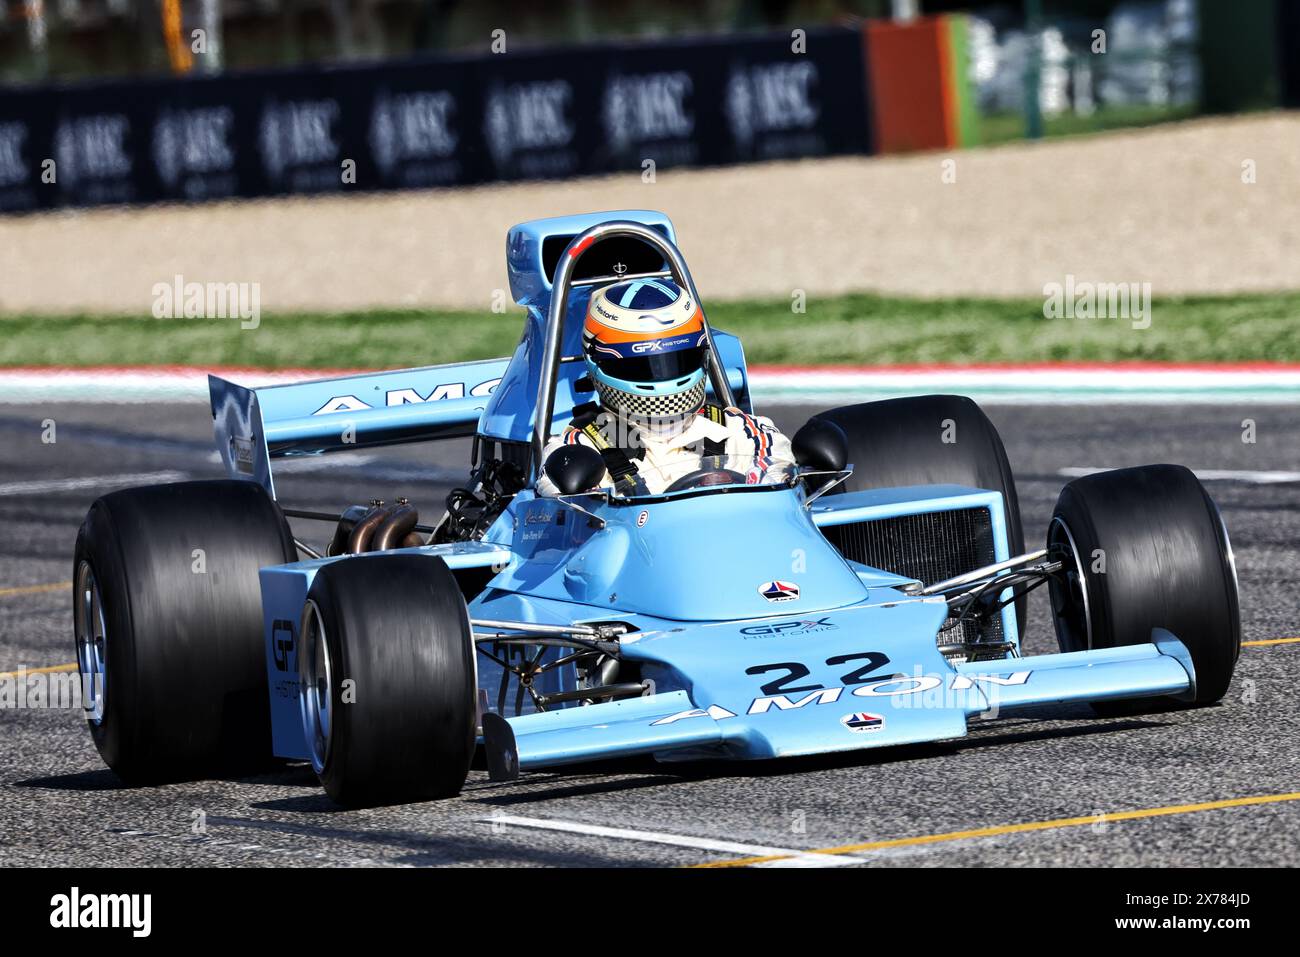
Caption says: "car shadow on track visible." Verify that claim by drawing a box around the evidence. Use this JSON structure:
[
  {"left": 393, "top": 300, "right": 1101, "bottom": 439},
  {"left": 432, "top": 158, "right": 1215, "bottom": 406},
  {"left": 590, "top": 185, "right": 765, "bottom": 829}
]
[
  {"left": 13, "top": 716, "right": 1172, "bottom": 809},
  {"left": 13, "top": 769, "right": 123, "bottom": 791},
  {"left": 14, "top": 761, "right": 323, "bottom": 794},
  {"left": 956, "top": 716, "right": 1172, "bottom": 751},
  {"left": 462, "top": 715, "right": 1174, "bottom": 806},
  {"left": 194, "top": 814, "right": 621, "bottom": 867}
]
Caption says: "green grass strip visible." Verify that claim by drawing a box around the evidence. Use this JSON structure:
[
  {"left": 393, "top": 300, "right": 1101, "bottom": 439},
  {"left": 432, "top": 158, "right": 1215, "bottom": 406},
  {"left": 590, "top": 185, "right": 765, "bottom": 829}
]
[{"left": 2, "top": 291, "right": 1297, "bottom": 369}]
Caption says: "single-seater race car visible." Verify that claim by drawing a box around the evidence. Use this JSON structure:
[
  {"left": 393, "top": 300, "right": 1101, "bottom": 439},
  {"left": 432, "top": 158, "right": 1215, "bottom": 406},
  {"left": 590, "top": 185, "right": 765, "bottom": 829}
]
[{"left": 73, "top": 211, "right": 1240, "bottom": 806}]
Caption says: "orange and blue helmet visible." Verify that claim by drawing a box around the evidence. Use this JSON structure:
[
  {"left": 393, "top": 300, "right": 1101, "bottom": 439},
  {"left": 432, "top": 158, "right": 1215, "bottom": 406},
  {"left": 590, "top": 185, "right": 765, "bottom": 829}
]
[{"left": 582, "top": 278, "right": 708, "bottom": 417}]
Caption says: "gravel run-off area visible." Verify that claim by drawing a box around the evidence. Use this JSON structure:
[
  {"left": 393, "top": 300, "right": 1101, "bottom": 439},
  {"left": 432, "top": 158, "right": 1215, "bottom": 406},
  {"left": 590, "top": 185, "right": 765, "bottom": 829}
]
[{"left": 1, "top": 113, "right": 1298, "bottom": 316}]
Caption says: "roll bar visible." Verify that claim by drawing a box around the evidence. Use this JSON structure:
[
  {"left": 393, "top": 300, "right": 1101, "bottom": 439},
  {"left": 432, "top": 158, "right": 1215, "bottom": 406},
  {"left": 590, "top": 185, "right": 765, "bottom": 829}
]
[{"left": 531, "top": 221, "right": 737, "bottom": 471}]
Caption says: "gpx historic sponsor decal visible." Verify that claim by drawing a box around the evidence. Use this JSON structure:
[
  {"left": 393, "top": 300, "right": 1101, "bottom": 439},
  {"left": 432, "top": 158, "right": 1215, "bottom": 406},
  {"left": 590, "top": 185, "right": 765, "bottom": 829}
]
[
  {"left": 841, "top": 711, "right": 885, "bottom": 734},
  {"left": 758, "top": 580, "right": 799, "bottom": 603},
  {"left": 739, "top": 616, "right": 837, "bottom": 638}
]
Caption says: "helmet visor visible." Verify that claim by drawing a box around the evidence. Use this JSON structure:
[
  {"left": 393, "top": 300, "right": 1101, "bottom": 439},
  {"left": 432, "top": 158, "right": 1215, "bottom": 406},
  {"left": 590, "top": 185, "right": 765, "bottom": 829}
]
[{"left": 591, "top": 346, "right": 706, "bottom": 385}]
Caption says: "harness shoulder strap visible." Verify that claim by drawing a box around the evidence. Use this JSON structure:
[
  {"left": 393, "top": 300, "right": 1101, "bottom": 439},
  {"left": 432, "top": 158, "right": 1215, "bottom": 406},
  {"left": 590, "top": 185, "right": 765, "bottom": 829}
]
[
  {"left": 701, "top": 436, "right": 728, "bottom": 458},
  {"left": 576, "top": 418, "right": 642, "bottom": 493},
  {"left": 568, "top": 402, "right": 601, "bottom": 428}
]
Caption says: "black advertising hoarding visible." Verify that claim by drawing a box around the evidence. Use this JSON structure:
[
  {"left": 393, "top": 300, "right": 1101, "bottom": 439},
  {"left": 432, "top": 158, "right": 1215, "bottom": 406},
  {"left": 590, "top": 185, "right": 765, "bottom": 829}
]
[
  {"left": 0, "top": 86, "right": 52, "bottom": 212},
  {"left": 596, "top": 28, "right": 874, "bottom": 170},
  {"left": 0, "top": 26, "right": 873, "bottom": 213}
]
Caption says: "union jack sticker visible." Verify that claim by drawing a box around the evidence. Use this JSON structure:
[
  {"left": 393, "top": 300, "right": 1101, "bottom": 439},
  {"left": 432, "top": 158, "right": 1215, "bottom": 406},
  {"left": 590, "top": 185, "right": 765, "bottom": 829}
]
[
  {"left": 758, "top": 580, "right": 799, "bottom": 603},
  {"left": 841, "top": 712, "right": 885, "bottom": 734}
]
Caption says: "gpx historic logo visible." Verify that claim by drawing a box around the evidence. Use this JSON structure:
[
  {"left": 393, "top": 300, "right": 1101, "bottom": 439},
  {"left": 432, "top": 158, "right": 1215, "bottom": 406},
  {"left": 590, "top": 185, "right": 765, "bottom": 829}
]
[{"left": 739, "top": 617, "right": 836, "bottom": 638}]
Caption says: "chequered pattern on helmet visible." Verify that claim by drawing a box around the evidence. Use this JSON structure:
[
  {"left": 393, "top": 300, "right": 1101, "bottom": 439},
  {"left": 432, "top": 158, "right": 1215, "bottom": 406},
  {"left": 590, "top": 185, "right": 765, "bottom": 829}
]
[{"left": 594, "top": 377, "right": 706, "bottom": 419}]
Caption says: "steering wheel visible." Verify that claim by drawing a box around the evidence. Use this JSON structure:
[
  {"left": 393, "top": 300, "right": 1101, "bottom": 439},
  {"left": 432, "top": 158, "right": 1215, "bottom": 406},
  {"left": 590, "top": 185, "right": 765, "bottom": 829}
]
[{"left": 663, "top": 468, "right": 747, "bottom": 494}]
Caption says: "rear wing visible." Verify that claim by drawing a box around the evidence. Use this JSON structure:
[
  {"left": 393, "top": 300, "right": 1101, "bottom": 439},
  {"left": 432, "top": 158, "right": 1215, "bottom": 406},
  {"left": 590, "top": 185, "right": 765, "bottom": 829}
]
[
  {"left": 210, "top": 358, "right": 507, "bottom": 498},
  {"left": 210, "top": 210, "right": 754, "bottom": 497},
  {"left": 211, "top": 341, "right": 748, "bottom": 499}
]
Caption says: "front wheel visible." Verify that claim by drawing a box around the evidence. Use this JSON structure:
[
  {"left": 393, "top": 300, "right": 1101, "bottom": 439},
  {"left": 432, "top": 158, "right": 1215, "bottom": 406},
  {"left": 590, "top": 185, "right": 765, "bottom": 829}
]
[
  {"left": 1048, "top": 464, "right": 1241, "bottom": 709},
  {"left": 301, "top": 554, "right": 477, "bottom": 807},
  {"left": 812, "top": 394, "right": 1026, "bottom": 638}
]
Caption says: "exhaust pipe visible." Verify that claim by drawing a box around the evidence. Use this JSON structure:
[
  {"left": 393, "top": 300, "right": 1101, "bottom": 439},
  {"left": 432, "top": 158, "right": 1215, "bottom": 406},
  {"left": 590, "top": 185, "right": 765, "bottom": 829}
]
[
  {"left": 328, "top": 498, "right": 428, "bottom": 554},
  {"left": 372, "top": 500, "right": 419, "bottom": 552},
  {"left": 328, "top": 504, "right": 372, "bottom": 556},
  {"left": 346, "top": 501, "right": 391, "bottom": 554}
]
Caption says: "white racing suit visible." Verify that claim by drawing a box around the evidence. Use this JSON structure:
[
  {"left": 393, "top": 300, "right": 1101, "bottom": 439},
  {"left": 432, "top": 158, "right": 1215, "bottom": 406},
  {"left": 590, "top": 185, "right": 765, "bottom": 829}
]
[{"left": 536, "top": 403, "right": 794, "bottom": 497}]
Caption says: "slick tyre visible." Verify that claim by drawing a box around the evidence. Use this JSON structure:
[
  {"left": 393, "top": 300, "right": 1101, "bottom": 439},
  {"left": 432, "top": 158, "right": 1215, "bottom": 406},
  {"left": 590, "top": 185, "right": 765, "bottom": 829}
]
[
  {"left": 1048, "top": 464, "right": 1241, "bottom": 710},
  {"left": 300, "top": 555, "right": 476, "bottom": 807},
  {"left": 812, "top": 395, "right": 1025, "bottom": 638},
  {"left": 73, "top": 480, "right": 298, "bottom": 783}
]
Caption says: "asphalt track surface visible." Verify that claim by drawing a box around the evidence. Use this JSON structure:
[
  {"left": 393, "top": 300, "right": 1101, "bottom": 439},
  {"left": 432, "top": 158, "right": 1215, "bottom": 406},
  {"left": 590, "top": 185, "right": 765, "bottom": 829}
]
[{"left": 0, "top": 401, "right": 1296, "bottom": 868}]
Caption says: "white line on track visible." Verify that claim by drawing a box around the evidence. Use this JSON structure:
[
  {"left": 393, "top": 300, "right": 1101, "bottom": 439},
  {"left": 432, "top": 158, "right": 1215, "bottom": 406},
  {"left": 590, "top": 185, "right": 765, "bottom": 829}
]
[
  {"left": 483, "top": 814, "right": 866, "bottom": 867},
  {"left": 1061, "top": 466, "right": 1300, "bottom": 484},
  {"left": 205, "top": 450, "right": 381, "bottom": 472},
  {"left": 0, "top": 470, "right": 189, "bottom": 497}
]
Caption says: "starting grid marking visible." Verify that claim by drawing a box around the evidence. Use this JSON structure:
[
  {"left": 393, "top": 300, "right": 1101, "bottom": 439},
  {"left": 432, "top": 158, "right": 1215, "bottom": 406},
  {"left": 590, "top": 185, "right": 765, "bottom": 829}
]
[
  {"left": 693, "top": 790, "right": 1300, "bottom": 868},
  {"left": 486, "top": 790, "right": 1300, "bottom": 868},
  {"left": 481, "top": 815, "right": 871, "bottom": 867},
  {"left": 2, "top": 364, "right": 1300, "bottom": 405}
]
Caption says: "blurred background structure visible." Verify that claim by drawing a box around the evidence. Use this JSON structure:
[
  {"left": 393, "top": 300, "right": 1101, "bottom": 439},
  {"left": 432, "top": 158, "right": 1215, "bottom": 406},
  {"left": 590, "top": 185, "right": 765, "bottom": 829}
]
[
  {"left": 1, "top": 1, "right": 1298, "bottom": 320},
  {"left": 2, "top": 2, "right": 1300, "bottom": 204}
]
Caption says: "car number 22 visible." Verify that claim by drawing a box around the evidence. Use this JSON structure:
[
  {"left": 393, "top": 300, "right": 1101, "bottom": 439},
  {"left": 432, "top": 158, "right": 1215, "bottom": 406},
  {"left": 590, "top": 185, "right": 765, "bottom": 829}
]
[{"left": 744, "top": 652, "right": 898, "bottom": 697}]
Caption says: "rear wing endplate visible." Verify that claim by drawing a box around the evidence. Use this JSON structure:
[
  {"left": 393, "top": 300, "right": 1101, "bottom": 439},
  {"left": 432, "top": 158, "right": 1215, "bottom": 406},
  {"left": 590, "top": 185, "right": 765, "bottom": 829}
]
[{"left": 210, "top": 358, "right": 508, "bottom": 497}]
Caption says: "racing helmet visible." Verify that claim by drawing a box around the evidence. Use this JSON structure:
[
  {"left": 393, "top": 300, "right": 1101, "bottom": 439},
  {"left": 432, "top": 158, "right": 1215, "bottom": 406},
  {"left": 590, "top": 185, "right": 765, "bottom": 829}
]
[{"left": 582, "top": 278, "right": 708, "bottom": 418}]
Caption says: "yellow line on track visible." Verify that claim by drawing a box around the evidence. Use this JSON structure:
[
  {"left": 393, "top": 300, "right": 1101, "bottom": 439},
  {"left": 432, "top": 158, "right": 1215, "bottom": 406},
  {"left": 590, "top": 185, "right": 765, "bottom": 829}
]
[
  {"left": 0, "top": 581, "right": 70, "bottom": 598},
  {"left": 0, "top": 662, "right": 78, "bottom": 679},
  {"left": 694, "top": 791, "right": 1300, "bottom": 867},
  {"left": 1243, "top": 636, "right": 1300, "bottom": 647}
]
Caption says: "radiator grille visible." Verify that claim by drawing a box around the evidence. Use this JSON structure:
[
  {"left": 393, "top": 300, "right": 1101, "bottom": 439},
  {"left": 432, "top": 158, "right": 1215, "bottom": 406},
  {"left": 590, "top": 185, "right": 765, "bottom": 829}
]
[{"left": 821, "top": 507, "right": 1001, "bottom": 650}]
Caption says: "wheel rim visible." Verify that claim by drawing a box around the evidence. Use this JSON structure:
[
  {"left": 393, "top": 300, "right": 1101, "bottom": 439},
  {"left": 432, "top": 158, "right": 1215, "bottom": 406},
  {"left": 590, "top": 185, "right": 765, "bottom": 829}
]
[
  {"left": 1047, "top": 516, "right": 1093, "bottom": 652},
  {"left": 299, "top": 600, "right": 334, "bottom": 774},
  {"left": 73, "top": 560, "right": 108, "bottom": 725}
]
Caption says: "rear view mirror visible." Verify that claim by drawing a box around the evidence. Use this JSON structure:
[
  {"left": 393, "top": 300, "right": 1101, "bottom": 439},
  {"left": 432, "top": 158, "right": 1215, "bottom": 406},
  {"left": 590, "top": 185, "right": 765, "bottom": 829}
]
[
  {"left": 544, "top": 444, "right": 607, "bottom": 495},
  {"left": 792, "top": 417, "right": 848, "bottom": 473}
]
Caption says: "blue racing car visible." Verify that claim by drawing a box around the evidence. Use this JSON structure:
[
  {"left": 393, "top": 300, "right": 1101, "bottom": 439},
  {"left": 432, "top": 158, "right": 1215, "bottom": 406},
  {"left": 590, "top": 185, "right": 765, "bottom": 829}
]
[{"left": 73, "top": 211, "right": 1241, "bottom": 806}]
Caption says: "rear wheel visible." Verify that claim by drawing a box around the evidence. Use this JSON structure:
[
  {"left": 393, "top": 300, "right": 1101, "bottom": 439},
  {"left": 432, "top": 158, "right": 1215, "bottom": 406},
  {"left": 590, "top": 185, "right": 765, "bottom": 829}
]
[
  {"left": 1048, "top": 464, "right": 1240, "bottom": 709},
  {"left": 812, "top": 394, "right": 1025, "bottom": 637},
  {"left": 301, "top": 554, "right": 476, "bottom": 807},
  {"left": 73, "top": 480, "right": 297, "bottom": 783}
]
